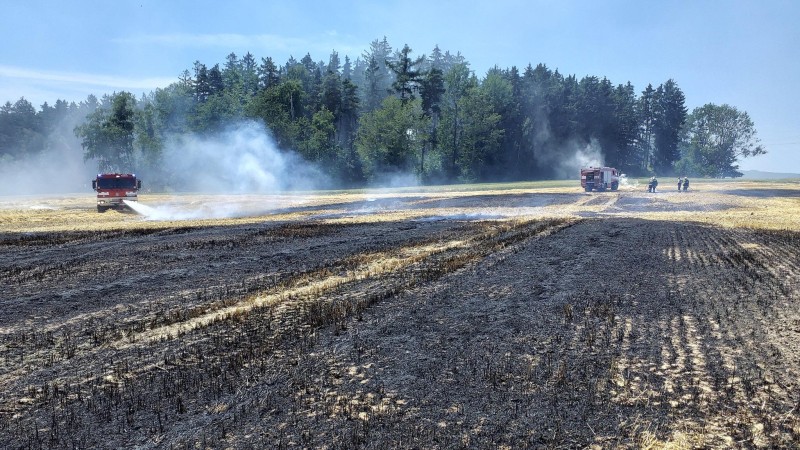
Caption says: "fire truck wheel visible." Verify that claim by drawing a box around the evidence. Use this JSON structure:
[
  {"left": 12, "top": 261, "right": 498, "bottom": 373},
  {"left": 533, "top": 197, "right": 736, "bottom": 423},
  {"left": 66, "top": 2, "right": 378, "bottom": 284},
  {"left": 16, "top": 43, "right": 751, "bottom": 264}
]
[{"left": 97, "top": 206, "right": 108, "bottom": 213}]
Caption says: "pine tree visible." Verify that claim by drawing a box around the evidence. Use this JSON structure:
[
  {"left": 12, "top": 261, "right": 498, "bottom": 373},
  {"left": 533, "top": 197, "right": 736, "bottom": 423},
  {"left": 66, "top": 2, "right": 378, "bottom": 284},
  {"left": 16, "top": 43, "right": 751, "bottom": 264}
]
[
  {"left": 258, "top": 57, "right": 280, "bottom": 90},
  {"left": 223, "top": 52, "right": 241, "bottom": 92},
  {"left": 193, "top": 61, "right": 210, "bottom": 103},
  {"left": 419, "top": 67, "right": 445, "bottom": 175},
  {"left": 241, "top": 52, "right": 259, "bottom": 98},
  {"left": 637, "top": 84, "right": 657, "bottom": 171},
  {"left": 611, "top": 82, "right": 641, "bottom": 173},
  {"left": 208, "top": 64, "right": 224, "bottom": 96},
  {"left": 342, "top": 56, "right": 352, "bottom": 80},
  {"left": 327, "top": 50, "right": 341, "bottom": 74},
  {"left": 362, "top": 56, "right": 385, "bottom": 113},
  {"left": 387, "top": 44, "right": 425, "bottom": 102},
  {"left": 652, "top": 79, "right": 687, "bottom": 175}
]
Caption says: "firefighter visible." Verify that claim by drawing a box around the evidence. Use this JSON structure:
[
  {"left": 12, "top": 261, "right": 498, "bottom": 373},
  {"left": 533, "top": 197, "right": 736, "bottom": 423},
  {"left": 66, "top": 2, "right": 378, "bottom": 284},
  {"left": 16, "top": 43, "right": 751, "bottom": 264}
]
[
  {"left": 682, "top": 177, "right": 689, "bottom": 192},
  {"left": 648, "top": 176, "right": 658, "bottom": 193}
]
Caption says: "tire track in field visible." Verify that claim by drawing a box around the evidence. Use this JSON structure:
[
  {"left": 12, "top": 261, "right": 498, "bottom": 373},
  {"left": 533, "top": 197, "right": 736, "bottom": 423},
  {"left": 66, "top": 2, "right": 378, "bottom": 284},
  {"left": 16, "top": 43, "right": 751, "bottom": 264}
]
[
  {"left": 664, "top": 224, "right": 800, "bottom": 446},
  {"left": 602, "top": 221, "right": 800, "bottom": 446},
  {"left": 0, "top": 218, "right": 576, "bottom": 423}
]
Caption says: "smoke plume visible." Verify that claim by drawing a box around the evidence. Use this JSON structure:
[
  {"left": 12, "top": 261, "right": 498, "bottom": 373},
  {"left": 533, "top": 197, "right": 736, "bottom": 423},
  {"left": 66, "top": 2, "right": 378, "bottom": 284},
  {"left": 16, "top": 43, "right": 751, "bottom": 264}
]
[
  {"left": 0, "top": 117, "right": 94, "bottom": 196},
  {"left": 536, "top": 137, "right": 605, "bottom": 180},
  {"left": 156, "top": 121, "right": 330, "bottom": 193}
]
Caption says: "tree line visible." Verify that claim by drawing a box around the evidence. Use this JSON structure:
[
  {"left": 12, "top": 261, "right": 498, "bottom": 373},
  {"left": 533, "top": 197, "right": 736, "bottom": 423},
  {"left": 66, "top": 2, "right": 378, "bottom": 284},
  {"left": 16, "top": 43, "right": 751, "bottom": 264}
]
[{"left": 0, "top": 37, "right": 765, "bottom": 188}]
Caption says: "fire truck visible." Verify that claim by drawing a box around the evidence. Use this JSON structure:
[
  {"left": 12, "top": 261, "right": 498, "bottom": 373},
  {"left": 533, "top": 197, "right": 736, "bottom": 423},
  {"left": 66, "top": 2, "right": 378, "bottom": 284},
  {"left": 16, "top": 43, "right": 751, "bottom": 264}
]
[
  {"left": 580, "top": 167, "right": 620, "bottom": 192},
  {"left": 91, "top": 173, "right": 141, "bottom": 212}
]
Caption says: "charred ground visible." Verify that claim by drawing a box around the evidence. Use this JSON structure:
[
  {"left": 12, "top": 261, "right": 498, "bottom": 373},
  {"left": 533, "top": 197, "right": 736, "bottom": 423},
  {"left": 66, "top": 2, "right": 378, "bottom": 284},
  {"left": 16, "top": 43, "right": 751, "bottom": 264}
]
[{"left": 1, "top": 182, "right": 799, "bottom": 448}]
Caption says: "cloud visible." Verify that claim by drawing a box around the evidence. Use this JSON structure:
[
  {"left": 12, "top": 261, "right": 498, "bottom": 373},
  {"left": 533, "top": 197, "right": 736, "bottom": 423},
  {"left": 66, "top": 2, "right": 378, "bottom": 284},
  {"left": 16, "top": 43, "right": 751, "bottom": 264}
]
[
  {"left": 0, "top": 65, "right": 175, "bottom": 91},
  {"left": 0, "top": 65, "right": 175, "bottom": 105}
]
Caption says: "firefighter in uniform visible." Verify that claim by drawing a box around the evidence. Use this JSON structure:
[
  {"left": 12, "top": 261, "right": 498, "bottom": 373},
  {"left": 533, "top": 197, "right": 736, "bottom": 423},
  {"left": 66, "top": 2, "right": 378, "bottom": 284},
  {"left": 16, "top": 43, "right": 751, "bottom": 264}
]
[{"left": 648, "top": 176, "right": 658, "bottom": 193}]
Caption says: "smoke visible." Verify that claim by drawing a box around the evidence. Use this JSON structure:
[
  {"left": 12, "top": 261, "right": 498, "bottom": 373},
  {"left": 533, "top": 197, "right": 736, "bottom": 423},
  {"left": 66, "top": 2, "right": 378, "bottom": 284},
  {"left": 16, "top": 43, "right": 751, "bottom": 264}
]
[
  {"left": 567, "top": 138, "right": 605, "bottom": 174},
  {"left": 618, "top": 173, "right": 639, "bottom": 190},
  {"left": 0, "top": 119, "right": 329, "bottom": 222},
  {"left": 554, "top": 138, "right": 604, "bottom": 180},
  {"left": 366, "top": 171, "right": 420, "bottom": 189},
  {"left": 121, "top": 121, "right": 331, "bottom": 220},
  {"left": 0, "top": 117, "right": 95, "bottom": 196},
  {"left": 157, "top": 121, "right": 330, "bottom": 193},
  {"left": 122, "top": 198, "right": 307, "bottom": 221},
  {"left": 535, "top": 137, "right": 605, "bottom": 180}
]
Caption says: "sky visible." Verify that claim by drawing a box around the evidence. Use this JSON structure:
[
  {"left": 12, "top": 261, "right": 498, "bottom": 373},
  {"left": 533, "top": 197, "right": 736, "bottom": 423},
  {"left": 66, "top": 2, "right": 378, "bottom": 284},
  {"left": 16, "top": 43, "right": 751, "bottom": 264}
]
[{"left": 1, "top": 0, "right": 798, "bottom": 173}]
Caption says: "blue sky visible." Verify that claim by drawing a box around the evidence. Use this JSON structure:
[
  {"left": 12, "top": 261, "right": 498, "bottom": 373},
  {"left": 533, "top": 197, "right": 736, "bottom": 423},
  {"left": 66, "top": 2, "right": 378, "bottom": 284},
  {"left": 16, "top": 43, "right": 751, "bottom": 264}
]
[{"left": 2, "top": 0, "right": 798, "bottom": 173}]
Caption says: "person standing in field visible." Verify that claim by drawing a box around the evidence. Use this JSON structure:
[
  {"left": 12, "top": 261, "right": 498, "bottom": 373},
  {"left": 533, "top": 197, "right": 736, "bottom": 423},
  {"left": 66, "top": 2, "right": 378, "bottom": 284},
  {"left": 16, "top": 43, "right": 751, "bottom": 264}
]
[
  {"left": 683, "top": 177, "right": 689, "bottom": 192},
  {"left": 678, "top": 177, "right": 683, "bottom": 191},
  {"left": 648, "top": 176, "right": 658, "bottom": 193}
]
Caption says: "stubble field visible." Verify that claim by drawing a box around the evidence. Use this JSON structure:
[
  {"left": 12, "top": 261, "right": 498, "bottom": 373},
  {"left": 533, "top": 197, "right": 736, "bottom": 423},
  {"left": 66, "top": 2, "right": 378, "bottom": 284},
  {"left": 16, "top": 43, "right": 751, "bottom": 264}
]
[{"left": 1, "top": 179, "right": 800, "bottom": 449}]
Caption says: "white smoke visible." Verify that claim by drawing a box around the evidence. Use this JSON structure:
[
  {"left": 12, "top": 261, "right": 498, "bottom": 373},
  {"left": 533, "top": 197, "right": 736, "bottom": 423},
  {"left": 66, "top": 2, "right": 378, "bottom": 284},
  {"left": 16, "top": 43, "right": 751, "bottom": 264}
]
[
  {"left": 158, "top": 121, "right": 330, "bottom": 193},
  {"left": 534, "top": 136, "right": 606, "bottom": 180},
  {"left": 0, "top": 117, "right": 95, "bottom": 196},
  {"left": 618, "top": 173, "right": 639, "bottom": 190},
  {"left": 558, "top": 138, "right": 604, "bottom": 179},
  {"left": 120, "top": 121, "right": 331, "bottom": 220},
  {"left": 123, "top": 197, "right": 308, "bottom": 221},
  {"left": 366, "top": 171, "right": 420, "bottom": 189}
]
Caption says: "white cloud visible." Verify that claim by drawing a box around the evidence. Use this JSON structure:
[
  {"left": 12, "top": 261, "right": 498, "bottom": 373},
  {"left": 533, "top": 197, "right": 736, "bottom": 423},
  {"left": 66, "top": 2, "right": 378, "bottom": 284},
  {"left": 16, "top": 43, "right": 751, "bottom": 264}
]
[
  {"left": 0, "top": 65, "right": 174, "bottom": 91},
  {"left": 0, "top": 65, "right": 176, "bottom": 105}
]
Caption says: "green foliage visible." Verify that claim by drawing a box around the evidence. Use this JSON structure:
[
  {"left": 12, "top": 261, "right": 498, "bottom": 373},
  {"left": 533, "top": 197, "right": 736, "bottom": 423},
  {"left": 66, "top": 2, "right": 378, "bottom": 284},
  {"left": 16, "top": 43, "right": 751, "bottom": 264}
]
[
  {"left": 355, "top": 97, "right": 426, "bottom": 181},
  {"left": 387, "top": 44, "right": 425, "bottom": 101},
  {"left": 74, "top": 92, "right": 137, "bottom": 171},
  {"left": 652, "top": 79, "right": 688, "bottom": 175},
  {"left": 0, "top": 98, "right": 44, "bottom": 159},
  {"left": 454, "top": 82, "right": 504, "bottom": 181},
  {"left": 307, "top": 107, "right": 336, "bottom": 163},
  {"left": 191, "top": 91, "right": 241, "bottom": 133},
  {"left": 7, "top": 36, "right": 764, "bottom": 187},
  {"left": 680, "top": 103, "right": 765, "bottom": 177},
  {"left": 245, "top": 80, "right": 305, "bottom": 149},
  {"left": 134, "top": 95, "right": 162, "bottom": 168},
  {"left": 440, "top": 63, "right": 474, "bottom": 178}
]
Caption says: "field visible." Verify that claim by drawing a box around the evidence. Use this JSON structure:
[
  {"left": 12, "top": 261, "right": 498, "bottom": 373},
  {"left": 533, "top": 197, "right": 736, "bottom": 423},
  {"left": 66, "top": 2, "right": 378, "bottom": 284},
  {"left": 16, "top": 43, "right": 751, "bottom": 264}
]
[{"left": 2, "top": 179, "right": 800, "bottom": 448}]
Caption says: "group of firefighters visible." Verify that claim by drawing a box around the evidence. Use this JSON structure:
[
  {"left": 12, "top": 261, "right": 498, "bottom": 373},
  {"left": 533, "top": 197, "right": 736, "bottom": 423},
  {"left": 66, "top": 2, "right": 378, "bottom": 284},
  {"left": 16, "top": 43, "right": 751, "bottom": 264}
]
[{"left": 647, "top": 176, "right": 689, "bottom": 193}]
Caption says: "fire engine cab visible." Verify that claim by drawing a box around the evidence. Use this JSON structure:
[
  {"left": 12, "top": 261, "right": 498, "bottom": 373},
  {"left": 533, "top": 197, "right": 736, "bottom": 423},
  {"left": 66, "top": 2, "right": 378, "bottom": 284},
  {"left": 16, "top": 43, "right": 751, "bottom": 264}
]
[
  {"left": 580, "top": 167, "right": 620, "bottom": 192},
  {"left": 91, "top": 173, "right": 141, "bottom": 212}
]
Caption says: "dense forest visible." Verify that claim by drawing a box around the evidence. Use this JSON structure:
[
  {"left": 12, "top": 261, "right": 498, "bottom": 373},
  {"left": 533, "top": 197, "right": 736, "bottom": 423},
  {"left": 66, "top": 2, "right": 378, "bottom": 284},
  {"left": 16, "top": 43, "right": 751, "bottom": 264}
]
[{"left": 0, "top": 37, "right": 765, "bottom": 190}]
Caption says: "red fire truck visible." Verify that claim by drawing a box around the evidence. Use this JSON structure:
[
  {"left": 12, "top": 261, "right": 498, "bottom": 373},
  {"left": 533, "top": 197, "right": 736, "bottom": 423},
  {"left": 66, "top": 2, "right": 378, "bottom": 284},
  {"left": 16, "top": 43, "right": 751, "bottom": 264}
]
[
  {"left": 91, "top": 173, "right": 142, "bottom": 212},
  {"left": 580, "top": 167, "right": 620, "bottom": 192}
]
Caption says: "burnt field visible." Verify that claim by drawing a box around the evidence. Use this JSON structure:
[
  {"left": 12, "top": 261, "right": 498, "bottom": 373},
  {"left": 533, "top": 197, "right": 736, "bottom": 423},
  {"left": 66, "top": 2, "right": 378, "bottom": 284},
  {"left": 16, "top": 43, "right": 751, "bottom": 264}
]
[{"left": 1, "top": 181, "right": 800, "bottom": 448}]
